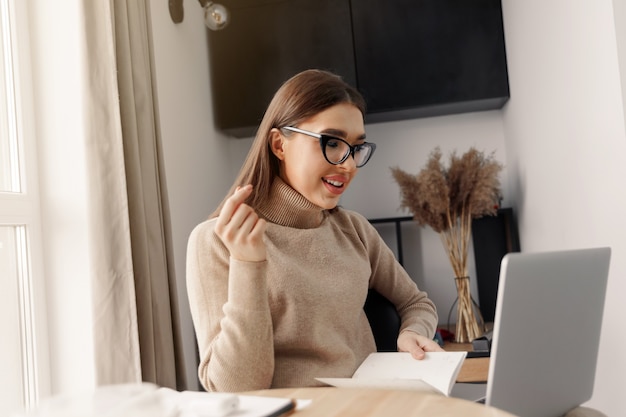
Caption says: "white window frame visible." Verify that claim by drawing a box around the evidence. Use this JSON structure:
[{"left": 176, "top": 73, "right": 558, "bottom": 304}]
[{"left": 0, "top": 0, "right": 50, "bottom": 413}]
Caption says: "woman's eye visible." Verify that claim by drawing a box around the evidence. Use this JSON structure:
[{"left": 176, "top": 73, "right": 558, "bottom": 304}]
[
  {"left": 326, "top": 138, "right": 341, "bottom": 148},
  {"left": 353, "top": 144, "right": 368, "bottom": 153}
]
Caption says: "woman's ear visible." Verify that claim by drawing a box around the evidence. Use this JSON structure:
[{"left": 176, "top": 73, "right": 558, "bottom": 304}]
[{"left": 269, "top": 128, "right": 285, "bottom": 161}]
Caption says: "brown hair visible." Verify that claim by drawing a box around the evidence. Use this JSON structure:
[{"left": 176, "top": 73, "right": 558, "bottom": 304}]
[{"left": 210, "top": 69, "right": 366, "bottom": 217}]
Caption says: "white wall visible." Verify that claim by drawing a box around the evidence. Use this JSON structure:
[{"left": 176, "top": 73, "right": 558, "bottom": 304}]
[{"left": 501, "top": 0, "right": 626, "bottom": 415}]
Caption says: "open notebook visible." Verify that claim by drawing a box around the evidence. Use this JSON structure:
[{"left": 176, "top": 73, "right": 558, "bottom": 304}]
[
  {"left": 452, "top": 247, "right": 611, "bottom": 417},
  {"left": 317, "top": 351, "right": 467, "bottom": 396}
]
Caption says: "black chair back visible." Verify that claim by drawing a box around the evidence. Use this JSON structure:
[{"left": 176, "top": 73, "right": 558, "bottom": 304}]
[{"left": 363, "top": 289, "right": 401, "bottom": 352}]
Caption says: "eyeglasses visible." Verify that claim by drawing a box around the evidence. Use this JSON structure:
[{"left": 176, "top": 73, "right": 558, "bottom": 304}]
[{"left": 281, "top": 126, "right": 376, "bottom": 168}]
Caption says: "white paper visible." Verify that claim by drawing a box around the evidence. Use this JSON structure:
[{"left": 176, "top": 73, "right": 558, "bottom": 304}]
[
  {"left": 10, "top": 384, "right": 296, "bottom": 417},
  {"left": 159, "top": 388, "right": 295, "bottom": 417},
  {"left": 177, "top": 391, "right": 239, "bottom": 417},
  {"left": 235, "top": 395, "right": 296, "bottom": 417},
  {"left": 315, "top": 377, "right": 441, "bottom": 394},
  {"left": 316, "top": 351, "right": 467, "bottom": 396}
]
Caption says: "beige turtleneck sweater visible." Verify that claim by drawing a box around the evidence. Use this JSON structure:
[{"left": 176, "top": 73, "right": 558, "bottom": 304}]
[{"left": 186, "top": 178, "right": 438, "bottom": 392}]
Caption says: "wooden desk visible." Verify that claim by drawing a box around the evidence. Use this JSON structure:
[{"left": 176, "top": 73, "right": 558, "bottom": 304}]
[
  {"left": 247, "top": 387, "right": 516, "bottom": 417},
  {"left": 445, "top": 341, "right": 490, "bottom": 382},
  {"left": 444, "top": 323, "right": 492, "bottom": 382}
]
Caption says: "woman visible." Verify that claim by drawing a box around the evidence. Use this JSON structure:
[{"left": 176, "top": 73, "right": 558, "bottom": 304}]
[{"left": 187, "top": 69, "right": 441, "bottom": 392}]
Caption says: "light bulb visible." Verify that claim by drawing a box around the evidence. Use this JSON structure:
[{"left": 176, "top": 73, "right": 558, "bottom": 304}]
[{"left": 204, "top": 2, "right": 229, "bottom": 31}]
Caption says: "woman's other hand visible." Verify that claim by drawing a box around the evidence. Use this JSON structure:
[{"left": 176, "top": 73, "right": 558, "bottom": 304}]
[
  {"left": 214, "top": 184, "right": 267, "bottom": 262},
  {"left": 397, "top": 330, "right": 445, "bottom": 360}
]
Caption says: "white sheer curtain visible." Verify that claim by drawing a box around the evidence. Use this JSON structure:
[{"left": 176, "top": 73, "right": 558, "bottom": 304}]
[{"left": 81, "top": 0, "right": 185, "bottom": 389}]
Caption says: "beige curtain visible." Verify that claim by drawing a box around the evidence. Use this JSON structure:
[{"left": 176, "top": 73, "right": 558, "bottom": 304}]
[{"left": 82, "top": 0, "right": 185, "bottom": 389}]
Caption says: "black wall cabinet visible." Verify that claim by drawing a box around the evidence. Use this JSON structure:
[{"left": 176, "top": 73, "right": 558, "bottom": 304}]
[{"left": 207, "top": 0, "right": 509, "bottom": 137}]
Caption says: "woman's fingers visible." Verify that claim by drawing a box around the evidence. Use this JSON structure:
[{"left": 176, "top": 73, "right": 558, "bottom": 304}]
[
  {"left": 215, "top": 185, "right": 266, "bottom": 262},
  {"left": 397, "top": 331, "right": 445, "bottom": 360},
  {"left": 221, "top": 202, "right": 256, "bottom": 239},
  {"left": 249, "top": 217, "right": 267, "bottom": 240},
  {"left": 217, "top": 185, "right": 253, "bottom": 229}
]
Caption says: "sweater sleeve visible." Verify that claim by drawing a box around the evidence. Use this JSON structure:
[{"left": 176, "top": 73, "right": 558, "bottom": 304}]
[
  {"left": 186, "top": 220, "right": 275, "bottom": 392},
  {"left": 348, "top": 212, "right": 439, "bottom": 339}
]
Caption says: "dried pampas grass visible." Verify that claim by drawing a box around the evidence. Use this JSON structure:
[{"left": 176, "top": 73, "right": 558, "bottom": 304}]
[{"left": 391, "top": 147, "right": 503, "bottom": 342}]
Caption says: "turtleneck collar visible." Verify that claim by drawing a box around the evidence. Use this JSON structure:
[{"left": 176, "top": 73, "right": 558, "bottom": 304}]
[{"left": 257, "top": 177, "right": 327, "bottom": 229}]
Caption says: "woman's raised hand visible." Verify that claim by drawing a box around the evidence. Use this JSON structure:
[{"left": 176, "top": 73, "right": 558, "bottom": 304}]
[{"left": 214, "top": 184, "right": 267, "bottom": 262}]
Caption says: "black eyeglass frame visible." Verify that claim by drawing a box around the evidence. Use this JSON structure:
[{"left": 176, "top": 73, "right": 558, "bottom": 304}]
[{"left": 281, "top": 126, "right": 376, "bottom": 168}]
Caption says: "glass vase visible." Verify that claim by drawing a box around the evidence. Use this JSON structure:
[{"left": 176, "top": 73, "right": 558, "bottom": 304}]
[{"left": 453, "top": 276, "right": 484, "bottom": 343}]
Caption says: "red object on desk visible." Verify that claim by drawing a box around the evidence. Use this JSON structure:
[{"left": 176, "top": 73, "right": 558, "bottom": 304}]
[{"left": 437, "top": 328, "right": 455, "bottom": 341}]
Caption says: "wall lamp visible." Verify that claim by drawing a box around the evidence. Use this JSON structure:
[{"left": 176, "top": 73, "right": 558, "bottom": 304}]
[{"left": 169, "top": 0, "right": 230, "bottom": 30}]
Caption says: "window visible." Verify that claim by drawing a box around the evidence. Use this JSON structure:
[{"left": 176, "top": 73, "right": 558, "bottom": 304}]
[
  {"left": 0, "top": 0, "right": 48, "bottom": 414},
  {"left": 0, "top": 0, "right": 20, "bottom": 193}
]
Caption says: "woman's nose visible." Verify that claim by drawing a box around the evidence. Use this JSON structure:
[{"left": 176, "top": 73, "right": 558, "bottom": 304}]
[{"left": 339, "top": 153, "right": 357, "bottom": 171}]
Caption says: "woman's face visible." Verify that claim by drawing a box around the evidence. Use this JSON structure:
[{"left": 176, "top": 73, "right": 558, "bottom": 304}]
[{"left": 271, "top": 103, "right": 366, "bottom": 210}]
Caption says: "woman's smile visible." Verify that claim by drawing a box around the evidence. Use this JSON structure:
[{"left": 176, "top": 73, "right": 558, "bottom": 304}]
[{"left": 322, "top": 175, "right": 348, "bottom": 195}]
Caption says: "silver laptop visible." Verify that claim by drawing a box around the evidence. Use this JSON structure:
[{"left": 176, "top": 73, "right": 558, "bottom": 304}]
[{"left": 452, "top": 247, "right": 611, "bottom": 417}]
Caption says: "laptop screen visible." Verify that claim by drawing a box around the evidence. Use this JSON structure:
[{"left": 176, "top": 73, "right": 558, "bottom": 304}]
[{"left": 486, "top": 247, "right": 611, "bottom": 417}]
